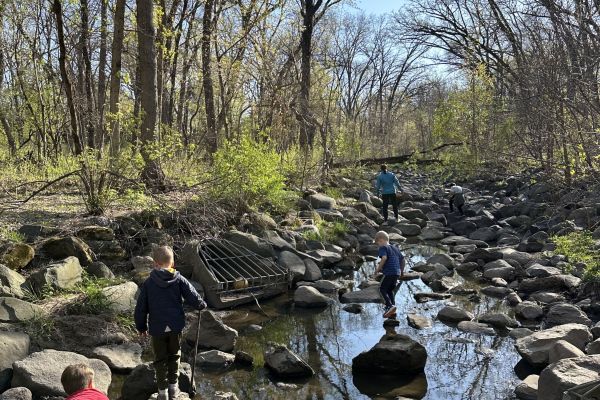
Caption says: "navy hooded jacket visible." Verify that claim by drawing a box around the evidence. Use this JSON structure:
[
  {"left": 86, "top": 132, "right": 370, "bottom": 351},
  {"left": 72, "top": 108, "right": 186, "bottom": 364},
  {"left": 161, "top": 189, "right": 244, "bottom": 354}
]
[{"left": 134, "top": 269, "right": 206, "bottom": 336}]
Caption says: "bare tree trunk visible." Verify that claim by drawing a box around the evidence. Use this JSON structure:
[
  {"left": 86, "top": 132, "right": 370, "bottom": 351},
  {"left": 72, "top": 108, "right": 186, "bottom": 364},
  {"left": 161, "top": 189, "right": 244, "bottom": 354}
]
[
  {"left": 96, "top": 0, "right": 108, "bottom": 149},
  {"left": 298, "top": 0, "right": 317, "bottom": 149},
  {"left": 52, "top": 0, "right": 83, "bottom": 155},
  {"left": 109, "top": 0, "right": 126, "bottom": 156},
  {"left": 136, "top": 0, "right": 165, "bottom": 185},
  {"left": 202, "top": 0, "right": 218, "bottom": 153},
  {"left": 80, "top": 0, "right": 96, "bottom": 149}
]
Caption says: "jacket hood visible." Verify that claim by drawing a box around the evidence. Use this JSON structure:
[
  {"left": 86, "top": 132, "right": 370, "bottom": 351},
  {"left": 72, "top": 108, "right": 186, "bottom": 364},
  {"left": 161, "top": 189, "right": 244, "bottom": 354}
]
[{"left": 150, "top": 268, "right": 180, "bottom": 288}]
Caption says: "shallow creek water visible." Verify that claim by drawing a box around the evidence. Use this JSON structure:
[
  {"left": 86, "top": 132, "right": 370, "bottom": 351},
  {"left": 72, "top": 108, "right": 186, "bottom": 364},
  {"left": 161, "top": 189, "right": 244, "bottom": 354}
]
[{"left": 109, "top": 245, "right": 523, "bottom": 400}]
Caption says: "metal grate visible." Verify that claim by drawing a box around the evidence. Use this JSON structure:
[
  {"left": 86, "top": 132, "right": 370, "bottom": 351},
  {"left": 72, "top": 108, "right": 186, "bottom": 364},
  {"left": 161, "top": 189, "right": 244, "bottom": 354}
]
[{"left": 198, "top": 238, "right": 289, "bottom": 295}]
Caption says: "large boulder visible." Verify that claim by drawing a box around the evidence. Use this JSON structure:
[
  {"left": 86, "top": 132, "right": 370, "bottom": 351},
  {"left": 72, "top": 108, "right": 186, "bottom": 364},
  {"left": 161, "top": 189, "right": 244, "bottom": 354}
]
[
  {"left": 526, "top": 264, "right": 561, "bottom": 278},
  {"left": 11, "top": 349, "right": 111, "bottom": 398},
  {"left": 101, "top": 282, "right": 139, "bottom": 313},
  {"left": 0, "top": 332, "right": 30, "bottom": 391},
  {"left": 518, "top": 275, "right": 581, "bottom": 294},
  {"left": 0, "top": 243, "right": 34, "bottom": 271},
  {"left": 0, "top": 264, "right": 26, "bottom": 298},
  {"left": 278, "top": 251, "right": 305, "bottom": 282},
  {"left": 352, "top": 333, "right": 427, "bottom": 374},
  {"left": 307, "top": 193, "right": 336, "bottom": 210},
  {"left": 478, "top": 312, "right": 518, "bottom": 329},
  {"left": 41, "top": 236, "right": 93, "bottom": 265},
  {"left": 293, "top": 286, "right": 331, "bottom": 308},
  {"left": 399, "top": 208, "right": 428, "bottom": 221},
  {"left": 264, "top": 343, "right": 314, "bottom": 378},
  {"left": 85, "top": 261, "right": 115, "bottom": 279},
  {"left": 463, "top": 248, "right": 503, "bottom": 264},
  {"left": 121, "top": 362, "right": 192, "bottom": 400},
  {"left": 0, "top": 298, "right": 44, "bottom": 322},
  {"left": 222, "top": 230, "right": 275, "bottom": 258},
  {"left": 185, "top": 311, "right": 237, "bottom": 352},
  {"left": 437, "top": 306, "right": 473, "bottom": 324},
  {"left": 421, "top": 227, "right": 445, "bottom": 240},
  {"left": 515, "top": 323, "right": 592, "bottom": 367},
  {"left": 26, "top": 257, "right": 83, "bottom": 292},
  {"left": 545, "top": 303, "right": 591, "bottom": 328},
  {"left": 469, "top": 227, "right": 498, "bottom": 242},
  {"left": 538, "top": 355, "right": 600, "bottom": 400},
  {"left": 91, "top": 343, "right": 142, "bottom": 372}
]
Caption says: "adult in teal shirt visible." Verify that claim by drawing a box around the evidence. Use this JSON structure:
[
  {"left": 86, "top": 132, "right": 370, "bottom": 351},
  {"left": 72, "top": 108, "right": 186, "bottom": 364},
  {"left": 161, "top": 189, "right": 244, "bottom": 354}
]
[{"left": 375, "top": 164, "right": 402, "bottom": 221}]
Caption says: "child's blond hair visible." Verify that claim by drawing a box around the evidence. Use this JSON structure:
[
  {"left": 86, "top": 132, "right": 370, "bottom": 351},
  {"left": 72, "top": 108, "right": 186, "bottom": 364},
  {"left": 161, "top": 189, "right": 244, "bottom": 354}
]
[
  {"left": 152, "top": 245, "right": 174, "bottom": 267},
  {"left": 375, "top": 231, "right": 389, "bottom": 242},
  {"left": 61, "top": 364, "right": 94, "bottom": 395}
]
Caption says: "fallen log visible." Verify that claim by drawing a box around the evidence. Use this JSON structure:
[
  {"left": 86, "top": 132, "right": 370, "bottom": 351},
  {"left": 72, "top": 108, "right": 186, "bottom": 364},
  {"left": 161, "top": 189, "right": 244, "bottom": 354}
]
[{"left": 333, "top": 142, "right": 464, "bottom": 168}]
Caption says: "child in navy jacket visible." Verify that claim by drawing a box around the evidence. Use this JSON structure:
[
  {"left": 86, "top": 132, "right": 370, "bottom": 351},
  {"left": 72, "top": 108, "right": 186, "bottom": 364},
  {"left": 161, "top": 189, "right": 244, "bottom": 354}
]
[{"left": 134, "top": 245, "right": 206, "bottom": 400}]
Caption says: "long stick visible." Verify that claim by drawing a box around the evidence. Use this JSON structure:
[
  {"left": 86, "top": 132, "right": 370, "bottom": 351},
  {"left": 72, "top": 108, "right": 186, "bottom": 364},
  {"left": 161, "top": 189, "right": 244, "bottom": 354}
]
[{"left": 189, "top": 310, "right": 201, "bottom": 397}]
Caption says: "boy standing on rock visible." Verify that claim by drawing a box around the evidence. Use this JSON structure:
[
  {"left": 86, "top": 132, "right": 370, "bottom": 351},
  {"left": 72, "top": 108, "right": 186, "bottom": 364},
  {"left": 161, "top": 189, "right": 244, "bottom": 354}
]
[
  {"left": 61, "top": 364, "right": 109, "bottom": 400},
  {"left": 375, "top": 164, "right": 402, "bottom": 222},
  {"left": 449, "top": 185, "right": 465, "bottom": 215},
  {"left": 134, "top": 245, "right": 207, "bottom": 400},
  {"left": 374, "top": 231, "right": 405, "bottom": 319}
]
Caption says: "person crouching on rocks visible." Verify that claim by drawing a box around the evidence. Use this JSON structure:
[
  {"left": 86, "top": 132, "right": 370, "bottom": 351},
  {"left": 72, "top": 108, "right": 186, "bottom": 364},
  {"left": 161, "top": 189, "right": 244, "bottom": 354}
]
[
  {"left": 375, "top": 164, "right": 402, "bottom": 222},
  {"left": 61, "top": 364, "right": 109, "bottom": 400},
  {"left": 374, "top": 231, "right": 405, "bottom": 319},
  {"left": 134, "top": 245, "right": 207, "bottom": 400},
  {"left": 449, "top": 184, "right": 466, "bottom": 215}
]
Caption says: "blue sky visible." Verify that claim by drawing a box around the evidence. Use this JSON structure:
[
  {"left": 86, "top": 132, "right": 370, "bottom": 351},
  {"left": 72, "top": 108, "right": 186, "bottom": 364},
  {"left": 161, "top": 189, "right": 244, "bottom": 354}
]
[{"left": 352, "top": 0, "right": 405, "bottom": 15}]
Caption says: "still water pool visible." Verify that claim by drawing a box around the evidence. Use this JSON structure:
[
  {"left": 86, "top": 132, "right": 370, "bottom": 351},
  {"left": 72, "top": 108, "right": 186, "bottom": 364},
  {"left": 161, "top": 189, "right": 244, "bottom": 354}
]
[{"left": 111, "top": 245, "right": 523, "bottom": 400}]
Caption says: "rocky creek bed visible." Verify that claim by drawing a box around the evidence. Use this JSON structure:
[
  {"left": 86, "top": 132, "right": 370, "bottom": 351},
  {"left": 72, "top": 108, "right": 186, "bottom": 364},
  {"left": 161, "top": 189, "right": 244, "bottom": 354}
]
[{"left": 1, "top": 168, "right": 600, "bottom": 400}]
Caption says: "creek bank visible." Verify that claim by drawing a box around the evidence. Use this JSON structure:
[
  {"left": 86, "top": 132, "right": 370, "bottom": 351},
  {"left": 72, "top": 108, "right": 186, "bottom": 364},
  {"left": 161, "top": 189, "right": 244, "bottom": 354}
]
[{"left": 1, "top": 168, "right": 599, "bottom": 399}]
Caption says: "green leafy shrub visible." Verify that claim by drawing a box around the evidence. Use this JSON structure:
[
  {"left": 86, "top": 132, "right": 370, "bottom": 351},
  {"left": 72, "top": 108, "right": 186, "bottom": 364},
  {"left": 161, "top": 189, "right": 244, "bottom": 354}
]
[
  {"left": 212, "top": 135, "right": 294, "bottom": 212},
  {"left": 323, "top": 187, "right": 344, "bottom": 200},
  {"left": 301, "top": 220, "right": 349, "bottom": 243},
  {"left": 553, "top": 231, "right": 600, "bottom": 281}
]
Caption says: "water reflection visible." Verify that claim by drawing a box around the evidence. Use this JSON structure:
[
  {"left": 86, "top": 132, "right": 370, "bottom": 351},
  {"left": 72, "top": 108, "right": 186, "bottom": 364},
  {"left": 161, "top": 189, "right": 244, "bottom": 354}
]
[{"left": 112, "top": 245, "right": 522, "bottom": 399}]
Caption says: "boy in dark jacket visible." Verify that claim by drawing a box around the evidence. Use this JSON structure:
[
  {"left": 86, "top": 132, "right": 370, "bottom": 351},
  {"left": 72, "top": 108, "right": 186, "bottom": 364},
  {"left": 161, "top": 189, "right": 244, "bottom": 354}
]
[
  {"left": 374, "top": 231, "right": 405, "bottom": 319},
  {"left": 134, "top": 245, "right": 206, "bottom": 400}
]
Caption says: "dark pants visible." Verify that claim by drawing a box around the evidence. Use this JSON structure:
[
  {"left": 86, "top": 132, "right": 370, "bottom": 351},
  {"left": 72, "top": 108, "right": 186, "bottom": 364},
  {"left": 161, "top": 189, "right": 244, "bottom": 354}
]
[
  {"left": 380, "top": 274, "right": 399, "bottom": 308},
  {"left": 449, "top": 198, "right": 464, "bottom": 215},
  {"left": 381, "top": 194, "right": 399, "bottom": 221},
  {"left": 151, "top": 332, "right": 182, "bottom": 390}
]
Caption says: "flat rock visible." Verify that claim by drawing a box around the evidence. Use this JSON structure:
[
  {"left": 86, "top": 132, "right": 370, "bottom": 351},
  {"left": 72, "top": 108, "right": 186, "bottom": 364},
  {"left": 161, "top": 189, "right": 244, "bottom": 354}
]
[
  {"left": 341, "top": 285, "right": 382, "bottom": 304},
  {"left": 0, "top": 298, "right": 44, "bottom": 322},
  {"left": 457, "top": 321, "right": 495, "bottom": 335},
  {"left": 437, "top": 306, "right": 473, "bottom": 324},
  {"left": 519, "top": 275, "right": 581, "bottom": 294},
  {"left": 480, "top": 286, "right": 512, "bottom": 298},
  {"left": 196, "top": 350, "right": 235, "bottom": 369},
  {"left": 11, "top": 349, "right": 111, "bottom": 398},
  {"left": 478, "top": 312, "right": 518, "bottom": 329},
  {"left": 526, "top": 264, "right": 561, "bottom": 278},
  {"left": 307, "top": 193, "right": 336, "bottom": 210},
  {"left": 414, "top": 292, "right": 451, "bottom": 303},
  {"left": 343, "top": 304, "right": 363, "bottom": 314},
  {"left": 91, "top": 343, "right": 142, "bottom": 372},
  {"left": 297, "top": 280, "right": 342, "bottom": 293},
  {"left": 407, "top": 313, "right": 432, "bottom": 329}
]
